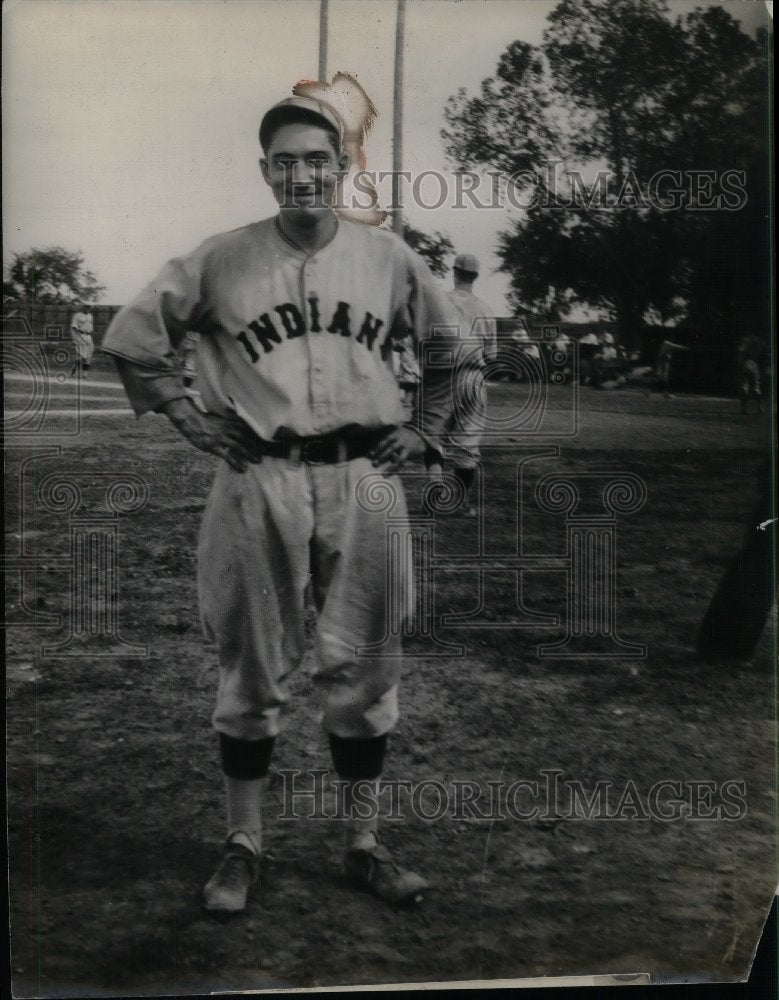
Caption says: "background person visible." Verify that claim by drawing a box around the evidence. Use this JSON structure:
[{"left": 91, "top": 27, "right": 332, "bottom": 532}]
[
  {"left": 69, "top": 301, "right": 94, "bottom": 379},
  {"left": 737, "top": 335, "right": 765, "bottom": 415},
  {"left": 428, "top": 253, "right": 497, "bottom": 517},
  {"left": 181, "top": 331, "right": 200, "bottom": 391},
  {"left": 654, "top": 337, "right": 689, "bottom": 398}
]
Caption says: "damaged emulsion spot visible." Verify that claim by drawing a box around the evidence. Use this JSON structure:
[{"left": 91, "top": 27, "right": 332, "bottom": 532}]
[{"left": 293, "top": 72, "right": 387, "bottom": 227}]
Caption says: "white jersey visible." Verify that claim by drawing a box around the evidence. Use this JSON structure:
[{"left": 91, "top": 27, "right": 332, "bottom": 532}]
[
  {"left": 446, "top": 288, "right": 497, "bottom": 369},
  {"left": 102, "top": 216, "right": 456, "bottom": 441},
  {"left": 71, "top": 310, "right": 94, "bottom": 335}
]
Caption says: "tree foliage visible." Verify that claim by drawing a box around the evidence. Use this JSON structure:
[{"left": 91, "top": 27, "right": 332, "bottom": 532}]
[
  {"left": 7, "top": 247, "right": 105, "bottom": 304},
  {"left": 400, "top": 219, "right": 454, "bottom": 278},
  {"left": 442, "top": 0, "right": 770, "bottom": 347}
]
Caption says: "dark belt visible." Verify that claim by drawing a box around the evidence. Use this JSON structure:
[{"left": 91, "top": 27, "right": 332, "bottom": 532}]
[{"left": 247, "top": 427, "right": 391, "bottom": 465}]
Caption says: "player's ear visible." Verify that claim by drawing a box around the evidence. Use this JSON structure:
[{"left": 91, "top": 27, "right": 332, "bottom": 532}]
[
  {"left": 337, "top": 150, "right": 350, "bottom": 175},
  {"left": 259, "top": 158, "right": 271, "bottom": 185}
]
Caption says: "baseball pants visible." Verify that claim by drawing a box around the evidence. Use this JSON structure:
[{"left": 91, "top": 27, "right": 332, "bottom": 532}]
[
  {"left": 72, "top": 332, "right": 95, "bottom": 362},
  {"left": 438, "top": 366, "right": 487, "bottom": 469},
  {"left": 197, "top": 455, "right": 413, "bottom": 741}
]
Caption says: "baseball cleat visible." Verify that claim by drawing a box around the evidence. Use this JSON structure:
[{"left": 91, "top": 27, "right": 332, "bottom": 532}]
[
  {"left": 203, "top": 836, "right": 260, "bottom": 913},
  {"left": 344, "top": 841, "right": 429, "bottom": 905}
]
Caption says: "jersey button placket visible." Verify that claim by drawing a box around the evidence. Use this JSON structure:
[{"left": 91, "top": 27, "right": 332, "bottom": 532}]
[{"left": 303, "top": 258, "right": 325, "bottom": 433}]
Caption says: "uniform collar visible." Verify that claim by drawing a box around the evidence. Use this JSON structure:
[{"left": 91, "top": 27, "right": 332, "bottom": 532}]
[{"left": 273, "top": 213, "right": 340, "bottom": 257}]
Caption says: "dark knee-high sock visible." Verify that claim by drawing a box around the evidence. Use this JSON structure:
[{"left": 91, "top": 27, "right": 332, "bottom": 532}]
[
  {"left": 454, "top": 466, "right": 476, "bottom": 503},
  {"left": 219, "top": 734, "right": 275, "bottom": 855},
  {"left": 329, "top": 734, "right": 388, "bottom": 850}
]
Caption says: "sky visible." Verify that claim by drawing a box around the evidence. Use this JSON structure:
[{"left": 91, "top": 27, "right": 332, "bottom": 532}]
[{"left": 2, "top": 0, "right": 772, "bottom": 314}]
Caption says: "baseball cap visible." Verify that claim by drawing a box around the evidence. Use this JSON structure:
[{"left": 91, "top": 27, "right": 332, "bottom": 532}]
[
  {"left": 454, "top": 253, "right": 480, "bottom": 275},
  {"left": 259, "top": 96, "right": 345, "bottom": 151}
]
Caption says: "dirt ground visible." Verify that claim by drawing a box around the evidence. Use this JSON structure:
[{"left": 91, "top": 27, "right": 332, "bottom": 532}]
[{"left": 6, "top": 361, "right": 777, "bottom": 996}]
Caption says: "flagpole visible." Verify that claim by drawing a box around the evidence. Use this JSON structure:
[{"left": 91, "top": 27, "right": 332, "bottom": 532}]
[
  {"left": 392, "top": 0, "right": 406, "bottom": 234},
  {"left": 319, "top": 0, "right": 328, "bottom": 80}
]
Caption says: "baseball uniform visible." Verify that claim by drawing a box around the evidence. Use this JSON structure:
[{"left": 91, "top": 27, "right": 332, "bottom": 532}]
[
  {"left": 397, "top": 335, "right": 421, "bottom": 390},
  {"left": 654, "top": 338, "right": 687, "bottom": 395},
  {"left": 102, "top": 95, "right": 456, "bottom": 912},
  {"left": 440, "top": 285, "right": 497, "bottom": 470},
  {"left": 70, "top": 308, "right": 94, "bottom": 371},
  {"left": 102, "top": 215, "right": 455, "bottom": 741},
  {"left": 181, "top": 331, "right": 199, "bottom": 388},
  {"left": 738, "top": 336, "right": 764, "bottom": 414}
]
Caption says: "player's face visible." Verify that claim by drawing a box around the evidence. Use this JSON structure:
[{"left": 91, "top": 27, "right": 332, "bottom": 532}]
[{"left": 260, "top": 123, "right": 348, "bottom": 223}]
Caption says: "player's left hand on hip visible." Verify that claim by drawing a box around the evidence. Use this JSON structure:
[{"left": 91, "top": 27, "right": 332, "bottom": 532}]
[{"left": 369, "top": 425, "right": 425, "bottom": 474}]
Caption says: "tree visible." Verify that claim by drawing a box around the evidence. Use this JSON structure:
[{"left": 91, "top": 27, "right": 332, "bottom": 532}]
[
  {"left": 671, "top": 14, "right": 771, "bottom": 347},
  {"left": 400, "top": 218, "right": 454, "bottom": 278},
  {"left": 7, "top": 247, "right": 105, "bottom": 304},
  {"left": 442, "top": 0, "right": 769, "bottom": 349}
]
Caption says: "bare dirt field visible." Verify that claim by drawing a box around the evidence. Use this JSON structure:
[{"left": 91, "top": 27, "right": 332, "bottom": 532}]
[{"left": 6, "top": 358, "right": 776, "bottom": 995}]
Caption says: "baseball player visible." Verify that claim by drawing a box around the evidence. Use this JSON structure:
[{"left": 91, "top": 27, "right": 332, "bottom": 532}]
[
  {"left": 427, "top": 254, "right": 497, "bottom": 517},
  {"left": 737, "top": 335, "right": 764, "bottom": 415},
  {"left": 397, "top": 334, "right": 421, "bottom": 411},
  {"left": 551, "top": 329, "right": 573, "bottom": 383},
  {"left": 181, "top": 331, "right": 199, "bottom": 390},
  {"left": 654, "top": 337, "right": 689, "bottom": 398},
  {"left": 101, "top": 96, "right": 457, "bottom": 914},
  {"left": 69, "top": 302, "right": 94, "bottom": 379}
]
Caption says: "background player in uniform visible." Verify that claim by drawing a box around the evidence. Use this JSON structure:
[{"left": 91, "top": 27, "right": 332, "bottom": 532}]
[
  {"left": 102, "top": 96, "right": 456, "bottom": 914},
  {"left": 69, "top": 301, "right": 94, "bottom": 379},
  {"left": 181, "top": 331, "right": 199, "bottom": 390},
  {"left": 737, "top": 334, "right": 765, "bottom": 415},
  {"left": 396, "top": 334, "right": 421, "bottom": 412},
  {"left": 427, "top": 253, "right": 497, "bottom": 517},
  {"left": 653, "top": 337, "right": 689, "bottom": 398}
]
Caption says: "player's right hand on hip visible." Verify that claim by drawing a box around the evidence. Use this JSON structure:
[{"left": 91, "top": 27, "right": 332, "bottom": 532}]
[{"left": 159, "top": 397, "right": 258, "bottom": 473}]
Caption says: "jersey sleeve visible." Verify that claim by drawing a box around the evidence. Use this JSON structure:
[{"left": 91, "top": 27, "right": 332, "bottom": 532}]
[
  {"left": 101, "top": 251, "right": 205, "bottom": 416},
  {"left": 102, "top": 252, "right": 206, "bottom": 365},
  {"left": 112, "top": 359, "right": 188, "bottom": 417}
]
